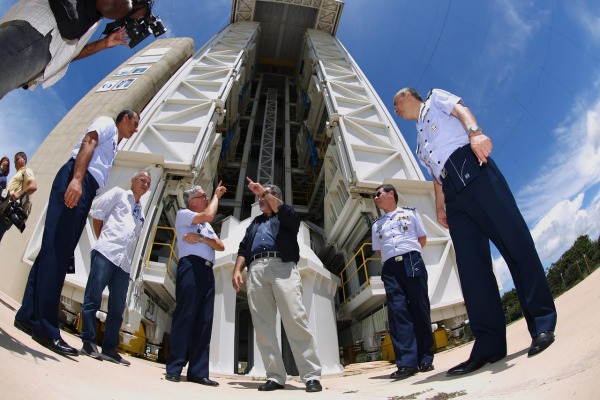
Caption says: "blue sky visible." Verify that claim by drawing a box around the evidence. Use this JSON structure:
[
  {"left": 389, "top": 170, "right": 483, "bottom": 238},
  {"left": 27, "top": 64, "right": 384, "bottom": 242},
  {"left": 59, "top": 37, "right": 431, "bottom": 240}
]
[{"left": 1, "top": 0, "right": 599, "bottom": 292}]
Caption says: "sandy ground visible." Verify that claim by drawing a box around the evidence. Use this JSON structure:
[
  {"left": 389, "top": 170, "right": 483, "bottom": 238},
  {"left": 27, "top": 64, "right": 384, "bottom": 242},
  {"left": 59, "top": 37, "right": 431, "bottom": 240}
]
[{"left": 1, "top": 268, "right": 599, "bottom": 400}]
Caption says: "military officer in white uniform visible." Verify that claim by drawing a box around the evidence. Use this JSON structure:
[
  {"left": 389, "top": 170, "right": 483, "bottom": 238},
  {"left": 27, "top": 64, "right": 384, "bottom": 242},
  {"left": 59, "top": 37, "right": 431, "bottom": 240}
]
[
  {"left": 393, "top": 87, "right": 556, "bottom": 377},
  {"left": 372, "top": 183, "right": 433, "bottom": 380}
]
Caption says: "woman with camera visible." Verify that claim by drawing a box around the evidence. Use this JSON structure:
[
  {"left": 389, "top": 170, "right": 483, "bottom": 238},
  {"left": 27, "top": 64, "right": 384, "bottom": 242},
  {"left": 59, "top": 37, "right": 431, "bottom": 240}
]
[{"left": 0, "top": 156, "right": 9, "bottom": 190}]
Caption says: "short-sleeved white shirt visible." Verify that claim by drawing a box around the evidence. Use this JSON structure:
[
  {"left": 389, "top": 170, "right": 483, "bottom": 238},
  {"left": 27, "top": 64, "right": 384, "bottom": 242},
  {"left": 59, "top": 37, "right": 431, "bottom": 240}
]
[
  {"left": 416, "top": 89, "right": 469, "bottom": 181},
  {"left": 91, "top": 187, "right": 145, "bottom": 273},
  {"left": 70, "top": 116, "right": 118, "bottom": 188},
  {"left": 175, "top": 208, "right": 216, "bottom": 263},
  {"left": 372, "top": 207, "right": 426, "bottom": 263}
]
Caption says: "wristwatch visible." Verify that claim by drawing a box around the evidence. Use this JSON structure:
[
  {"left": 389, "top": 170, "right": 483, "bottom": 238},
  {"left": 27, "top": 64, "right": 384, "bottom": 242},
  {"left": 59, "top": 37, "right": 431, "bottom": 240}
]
[{"left": 468, "top": 125, "right": 482, "bottom": 136}]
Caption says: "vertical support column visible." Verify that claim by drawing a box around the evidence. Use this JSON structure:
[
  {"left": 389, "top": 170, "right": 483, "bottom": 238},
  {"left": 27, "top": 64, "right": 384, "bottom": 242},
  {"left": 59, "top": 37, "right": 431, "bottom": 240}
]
[
  {"left": 256, "top": 88, "right": 278, "bottom": 187},
  {"left": 284, "top": 77, "right": 293, "bottom": 204},
  {"left": 235, "top": 75, "right": 264, "bottom": 219}
]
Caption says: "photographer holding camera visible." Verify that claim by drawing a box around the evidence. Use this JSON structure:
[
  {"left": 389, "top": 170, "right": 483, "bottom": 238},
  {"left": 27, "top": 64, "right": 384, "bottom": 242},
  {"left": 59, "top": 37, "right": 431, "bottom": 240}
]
[
  {"left": 0, "top": 152, "right": 37, "bottom": 241},
  {"left": 0, "top": 0, "right": 165, "bottom": 99}
]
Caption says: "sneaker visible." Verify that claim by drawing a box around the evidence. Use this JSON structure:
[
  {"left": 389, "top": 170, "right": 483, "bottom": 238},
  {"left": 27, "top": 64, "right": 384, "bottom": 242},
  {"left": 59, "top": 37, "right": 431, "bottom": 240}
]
[
  {"left": 102, "top": 349, "right": 131, "bottom": 366},
  {"left": 80, "top": 341, "right": 103, "bottom": 360}
]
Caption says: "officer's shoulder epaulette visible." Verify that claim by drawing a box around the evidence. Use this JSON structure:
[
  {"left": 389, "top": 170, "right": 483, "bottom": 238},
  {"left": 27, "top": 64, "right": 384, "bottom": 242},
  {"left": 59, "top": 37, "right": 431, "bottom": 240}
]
[
  {"left": 374, "top": 214, "right": 386, "bottom": 223},
  {"left": 400, "top": 206, "right": 416, "bottom": 211}
]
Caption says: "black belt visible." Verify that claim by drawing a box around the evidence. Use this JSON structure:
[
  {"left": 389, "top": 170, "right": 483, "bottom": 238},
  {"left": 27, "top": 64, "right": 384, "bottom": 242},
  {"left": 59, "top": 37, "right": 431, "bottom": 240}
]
[
  {"left": 184, "top": 255, "right": 213, "bottom": 267},
  {"left": 250, "top": 251, "right": 281, "bottom": 263},
  {"left": 384, "top": 250, "right": 418, "bottom": 264}
]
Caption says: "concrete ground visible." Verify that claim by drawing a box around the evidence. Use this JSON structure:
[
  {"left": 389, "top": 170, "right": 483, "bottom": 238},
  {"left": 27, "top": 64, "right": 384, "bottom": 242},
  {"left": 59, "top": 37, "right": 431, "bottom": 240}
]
[{"left": 1, "top": 268, "right": 599, "bottom": 400}]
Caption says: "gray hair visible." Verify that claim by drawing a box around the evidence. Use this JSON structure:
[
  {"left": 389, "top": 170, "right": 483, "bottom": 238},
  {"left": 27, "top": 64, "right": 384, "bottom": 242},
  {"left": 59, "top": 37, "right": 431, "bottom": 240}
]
[
  {"left": 395, "top": 87, "right": 423, "bottom": 102},
  {"left": 183, "top": 185, "right": 203, "bottom": 209},
  {"left": 263, "top": 183, "right": 282, "bottom": 199},
  {"left": 132, "top": 169, "right": 151, "bottom": 180}
]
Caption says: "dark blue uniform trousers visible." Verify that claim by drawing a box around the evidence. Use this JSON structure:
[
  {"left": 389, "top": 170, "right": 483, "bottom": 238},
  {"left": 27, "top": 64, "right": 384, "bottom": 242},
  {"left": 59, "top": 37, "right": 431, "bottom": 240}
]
[
  {"left": 15, "top": 159, "right": 99, "bottom": 340},
  {"left": 166, "top": 255, "right": 215, "bottom": 379},
  {"left": 381, "top": 254, "right": 433, "bottom": 368},
  {"left": 442, "top": 150, "right": 557, "bottom": 358}
]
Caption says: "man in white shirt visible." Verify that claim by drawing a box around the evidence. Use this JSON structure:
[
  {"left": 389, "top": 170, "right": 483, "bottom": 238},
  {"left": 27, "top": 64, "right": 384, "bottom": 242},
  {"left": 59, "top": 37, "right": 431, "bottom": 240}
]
[
  {"left": 79, "top": 170, "right": 151, "bottom": 365},
  {"left": 165, "top": 183, "right": 226, "bottom": 386},
  {"left": 0, "top": 0, "right": 147, "bottom": 98},
  {"left": 14, "top": 109, "right": 140, "bottom": 357}
]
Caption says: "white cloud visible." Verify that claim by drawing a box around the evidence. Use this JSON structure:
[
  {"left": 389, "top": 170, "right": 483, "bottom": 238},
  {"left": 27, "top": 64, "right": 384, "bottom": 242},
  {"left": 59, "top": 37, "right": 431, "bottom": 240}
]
[
  {"left": 517, "top": 88, "right": 600, "bottom": 222},
  {"left": 568, "top": 0, "right": 600, "bottom": 39},
  {"left": 496, "top": 188, "right": 600, "bottom": 293},
  {"left": 494, "top": 0, "right": 548, "bottom": 53}
]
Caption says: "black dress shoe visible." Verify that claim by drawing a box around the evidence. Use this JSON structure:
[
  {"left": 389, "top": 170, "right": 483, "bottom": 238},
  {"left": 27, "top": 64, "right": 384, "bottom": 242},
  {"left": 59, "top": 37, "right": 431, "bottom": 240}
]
[
  {"left": 187, "top": 376, "right": 219, "bottom": 386},
  {"left": 418, "top": 363, "right": 435, "bottom": 372},
  {"left": 14, "top": 319, "right": 32, "bottom": 336},
  {"left": 165, "top": 373, "right": 180, "bottom": 382},
  {"left": 446, "top": 354, "right": 505, "bottom": 377},
  {"left": 390, "top": 366, "right": 418, "bottom": 380},
  {"left": 305, "top": 379, "right": 322, "bottom": 392},
  {"left": 258, "top": 380, "right": 285, "bottom": 391},
  {"left": 33, "top": 336, "right": 78, "bottom": 357},
  {"left": 528, "top": 331, "right": 555, "bottom": 357}
]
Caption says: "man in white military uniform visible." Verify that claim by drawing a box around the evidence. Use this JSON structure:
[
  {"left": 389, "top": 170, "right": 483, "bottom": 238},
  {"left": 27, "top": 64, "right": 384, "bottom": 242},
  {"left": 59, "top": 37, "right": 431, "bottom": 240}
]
[{"left": 372, "top": 183, "right": 433, "bottom": 380}]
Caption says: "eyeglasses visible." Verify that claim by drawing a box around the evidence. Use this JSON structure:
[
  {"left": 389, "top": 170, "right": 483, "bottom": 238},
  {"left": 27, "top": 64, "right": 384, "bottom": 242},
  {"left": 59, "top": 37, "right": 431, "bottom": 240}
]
[
  {"left": 375, "top": 191, "right": 385, "bottom": 197},
  {"left": 136, "top": 177, "right": 151, "bottom": 185},
  {"left": 192, "top": 193, "right": 208, "bottom": 200}
]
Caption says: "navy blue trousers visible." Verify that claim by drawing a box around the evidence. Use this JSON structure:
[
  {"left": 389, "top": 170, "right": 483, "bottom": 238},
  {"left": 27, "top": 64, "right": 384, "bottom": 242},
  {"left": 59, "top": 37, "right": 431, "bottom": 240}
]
[
  {"left": 381, "top": 254, "right": 433, "bottom": 368},
  {"left": 15, "top": 159, "right": 98, "bottom": 339},
  {"left": 442, "top": 150, "right": 557, "bottom": 358},
  {"left": 166, "top": 255, "right": 215, "bottom": 379}
]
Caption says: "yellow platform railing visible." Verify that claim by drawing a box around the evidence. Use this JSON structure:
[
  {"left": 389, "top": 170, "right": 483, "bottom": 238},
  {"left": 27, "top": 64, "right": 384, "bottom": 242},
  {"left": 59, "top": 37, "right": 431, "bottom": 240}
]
[
  {"left": 338, "top": 243, "right": 381, "bottom": 306},
  {"left": 146, "top": 226, "right": 178, "bottom": 276}
]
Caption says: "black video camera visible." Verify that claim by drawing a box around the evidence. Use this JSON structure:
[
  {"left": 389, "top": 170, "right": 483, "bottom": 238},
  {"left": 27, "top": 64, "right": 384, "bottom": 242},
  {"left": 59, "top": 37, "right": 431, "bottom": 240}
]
[
  {"left": 0, "top": 190, "right": 28, "bottom": 233},
  {"left": 102, "top": 0, "right": 167, "bottom": 48}
]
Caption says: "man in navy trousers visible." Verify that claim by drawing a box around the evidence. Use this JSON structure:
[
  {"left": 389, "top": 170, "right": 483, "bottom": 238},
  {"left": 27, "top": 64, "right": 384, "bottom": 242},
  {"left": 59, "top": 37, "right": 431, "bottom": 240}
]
[{"left": 393, "top": 87, "right": 557, "bottom": 376}]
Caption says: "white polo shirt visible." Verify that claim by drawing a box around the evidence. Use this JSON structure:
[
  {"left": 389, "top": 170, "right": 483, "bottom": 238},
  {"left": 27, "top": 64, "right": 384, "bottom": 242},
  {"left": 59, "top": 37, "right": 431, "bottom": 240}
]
[
  {"left": 71, "top": 116, "right": 118, "bottom": 189},
  {"left": 175, "top": 208, "right": 216, "bottom": 263},
  {"left": 91, "top": 187, "right": 145, "bottom": 273},
  {"left": 372, "top": 207, "right": 426, "bottom": 263}
]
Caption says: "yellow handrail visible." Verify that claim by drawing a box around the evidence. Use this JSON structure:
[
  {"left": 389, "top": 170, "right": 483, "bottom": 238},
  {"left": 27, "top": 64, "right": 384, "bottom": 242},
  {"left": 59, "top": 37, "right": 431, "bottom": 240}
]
[
  {"left": 146, "top": 226, "right": 178, "bottom": 276},
  {"left": 338, "top": 242, "right": 380, "bottom": 306}
]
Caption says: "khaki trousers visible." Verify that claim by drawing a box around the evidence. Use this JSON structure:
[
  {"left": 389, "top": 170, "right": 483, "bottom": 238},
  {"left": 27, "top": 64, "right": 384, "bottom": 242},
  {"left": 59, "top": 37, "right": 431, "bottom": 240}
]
[{"left": 247, "top": 257, "right": 321, "bottom": 384}]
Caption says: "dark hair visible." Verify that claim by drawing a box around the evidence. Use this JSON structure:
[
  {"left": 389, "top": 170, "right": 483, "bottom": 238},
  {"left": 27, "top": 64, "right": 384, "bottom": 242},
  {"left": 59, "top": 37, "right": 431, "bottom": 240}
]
[
  {"left": 263, "top": 183, "right": 282, "bottom": 199},
  {"left": 396, "top": 87, "right": 423, "bottom": 102},
  {"left": 375, "top": 184, "right": 398, "bottom": 204},
  {"left": 14, "top": 151, "right": 27, "bottom": 164},
  {"left": 115, "top": 109, "right": 138, "bottom": 123},
  {"left": 0, "top": 156, "right": 9, "bottom": 175}
]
